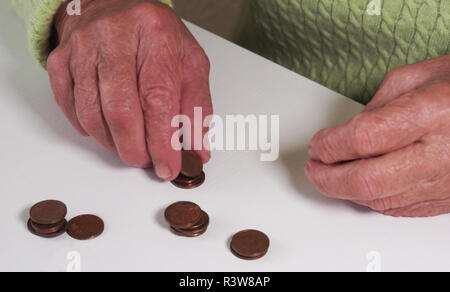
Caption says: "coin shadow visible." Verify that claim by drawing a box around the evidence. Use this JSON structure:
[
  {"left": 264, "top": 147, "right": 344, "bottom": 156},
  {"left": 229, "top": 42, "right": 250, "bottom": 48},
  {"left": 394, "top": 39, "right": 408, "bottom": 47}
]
[
  {"left": 19, "top": 207, "right": 30, "bottom": 225},
  {"left": 225, "top": 234, "right": 232, "bottom": 251},
  {"left": 278, "top": 146, "right": 372, "bottom": 214},
  {"left": 154, "top": 207, "right": 169, "bottom": 229}
]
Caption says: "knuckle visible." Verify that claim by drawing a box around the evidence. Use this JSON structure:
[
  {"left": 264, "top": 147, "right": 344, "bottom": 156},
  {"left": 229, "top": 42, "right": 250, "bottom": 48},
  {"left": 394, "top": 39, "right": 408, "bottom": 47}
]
[
  {"left": 94, "top": 16, "right": 117, "bottom": 31},
  {"left": 313, "top": 130, "right": 335, "bottom": 163},
  {"left": 141, "top": 86, "right": 177, "bottom": 112},
  {"left": 385, "top": 66, "right": 405, "bottom": 81},
  {"left": 76, "top": 100, "right": 100, "bottom": 124},
  {"left": 69, "top": 26, "right": 90, "bottom": 45},
  {"left": 348, "top": 167, "right": 382, "bottom": 200},
  {"left": 147, "top": 133, "right": 172, "bottom": 148},
  {"left": 312, "top": 169, "right": 331, "bottom": 195},
  {"left": 47, "top": 48, "right": 66, "bottom": 73},
  {"left": 136, "top": 2, "right": 177, "bottom": 28},
  {"left": 351, "top": 117, "right": 377, "bottom": 157},
  {"left": 103, "top": 99, "right": 136, "bottom": 128}
]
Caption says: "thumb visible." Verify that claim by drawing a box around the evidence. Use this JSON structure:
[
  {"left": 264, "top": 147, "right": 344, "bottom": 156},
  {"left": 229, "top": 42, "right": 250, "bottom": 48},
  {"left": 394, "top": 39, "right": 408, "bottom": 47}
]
[{"left": 309, "top": 82, "right": 448, "bottom": 164}]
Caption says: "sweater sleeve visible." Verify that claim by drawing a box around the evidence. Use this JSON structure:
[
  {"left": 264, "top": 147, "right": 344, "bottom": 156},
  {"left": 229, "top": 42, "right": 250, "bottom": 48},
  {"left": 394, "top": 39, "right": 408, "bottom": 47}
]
[{"left": 9, "top": 0, "right": 173, "bottom": 69}]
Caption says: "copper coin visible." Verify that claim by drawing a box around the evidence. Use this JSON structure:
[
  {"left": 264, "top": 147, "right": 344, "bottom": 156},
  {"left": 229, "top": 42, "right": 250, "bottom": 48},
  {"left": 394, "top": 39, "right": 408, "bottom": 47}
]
[
  {"left": 30, "top": 200, "right": 67, "bottom": 225},
  {"left": 180, "top": 210, "right": 209, "bottom": 231},
  {"left": 230, "top": 247, "right": 267, "bottom": 261},
  {"left": 170, "top": 226, "right": 208, "bottom": 237},
  {"left": 164, "top": 201, "right": 201, "bottom": 229},
  {"left": 231, "top": 230, "right": 270, "bottom": 259},
  {"left": 67, "top": 215, "right": 104, "bottom": 240},
  {"left": 171, "top": 172, "right": 205, "bottom": 189},
  {"left": 27, "top": 219, "right": 67, "bottom": 238},
  {"left": 31, "top": 219, "right": 66, "bottom": 234},
  {"left": 181, "top": 151, "right": 203, "bottom": 178}
]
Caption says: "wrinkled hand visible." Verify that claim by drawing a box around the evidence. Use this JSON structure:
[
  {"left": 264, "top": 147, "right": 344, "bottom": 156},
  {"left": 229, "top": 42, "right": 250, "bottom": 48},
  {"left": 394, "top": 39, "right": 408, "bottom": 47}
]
[
  {"left": 305, "top": 55, "right": 450, "bottom": 217},
  {"left": 47, "top": 0, "right": 212, "bottom": 180}
]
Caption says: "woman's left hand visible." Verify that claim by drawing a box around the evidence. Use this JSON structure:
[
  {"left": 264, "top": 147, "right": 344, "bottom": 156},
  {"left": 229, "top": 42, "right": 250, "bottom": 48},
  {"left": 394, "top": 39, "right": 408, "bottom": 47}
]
[{"left": 305, "top": 55, "right": 450, "bottom": 217}]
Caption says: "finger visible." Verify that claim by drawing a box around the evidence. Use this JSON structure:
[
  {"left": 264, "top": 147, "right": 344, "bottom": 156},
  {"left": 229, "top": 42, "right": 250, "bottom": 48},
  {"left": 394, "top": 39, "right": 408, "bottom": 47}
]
[
  {"left": 309, "top": 85, "right": 446, "bottom": 164},
  {"left": 304, "top": 142, "right": 442, "bottom": 201},
  {"left": 98, "top": 56, "right": 151, "bottom": 168},
  {"left": 364, "top": 55, "right": 450, "bottom": 112},
  {"left": 353, "top": 174, "right": 450, "bottom": 211},
  {"left": 138, "top": 29, "right": 182, "bottom": 180},
  {"left": 382, "top": 198, "right": 450, "bottom": 218},
  {"left": 180, "top": 30, "right": 213, "bottom": 163},
  {"left": 71, "top": 53, "right": 115, "bottom": 152},
  {"left": 47, "top": 47, "right": 87, "bottom": 136}
]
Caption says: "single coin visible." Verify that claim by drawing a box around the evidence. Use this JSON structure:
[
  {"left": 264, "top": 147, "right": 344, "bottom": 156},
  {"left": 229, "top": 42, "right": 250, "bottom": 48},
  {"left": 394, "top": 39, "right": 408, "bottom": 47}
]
[
  {"left": 67, "top": 215, "right": 104, "bottom": 240},
  {"left": 164, "top": 201, "right": 201, "bottom": 229},
  {"left": 31, "top": 219, "right": 66, "bottom": 234},
  {"left": 181, "top": 151, "right": 203, "bottom": 178},
  {"left": 29, "top": 200, "right": 67, "bottom": 225},
  {"left": 180, "top": 210, "right": 209, "bottom": 231},
  {"left": 230, "top": 247, "right": 267, "bottom": 261},
  {"left": 171, "top": 172, "right": 205, "bottom": 189},
  {"left": 27, "top": 218, "right": 67, "bottom": 238},
  {"left": 170, "top": 226, "right": 208, "bottom": 237},
  {"left": 231, "top": 230, "right": 270, "bottom": 259}
]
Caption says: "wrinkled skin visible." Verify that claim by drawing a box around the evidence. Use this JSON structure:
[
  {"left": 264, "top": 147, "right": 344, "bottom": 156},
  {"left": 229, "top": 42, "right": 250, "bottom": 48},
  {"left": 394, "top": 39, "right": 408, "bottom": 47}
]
[
  {"left": 305, "top": 55, "right": 450, "bottom": 217},
  {"left": 47, "top": 0, "right": 213, "bottom": 180}
]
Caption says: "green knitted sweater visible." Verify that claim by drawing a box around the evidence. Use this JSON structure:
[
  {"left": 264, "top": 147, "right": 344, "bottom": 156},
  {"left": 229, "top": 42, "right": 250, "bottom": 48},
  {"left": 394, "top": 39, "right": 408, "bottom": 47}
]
[
  {"left": 240, "top": 0, "right": 449, "bottom": 103},
  {"left": 10, "top": 0, "right": 450, "bottom": 104}
]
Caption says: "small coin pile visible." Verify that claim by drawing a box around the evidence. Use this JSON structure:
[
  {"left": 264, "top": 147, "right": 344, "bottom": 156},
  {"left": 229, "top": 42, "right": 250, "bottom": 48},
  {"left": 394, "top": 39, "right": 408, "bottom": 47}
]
[
  {"left": 28, "top": 200, "right": 104, "bottom": 240},
  {"left": 28, "top": 200, "right": 68, "bottom": 238},
  {"left": 171, "top": 151, "right": 205, "bottom": 189},
  {"left": 231, "top": 229, "right": 270, "bottom": 260},
  {"left": 164, "top": 201, "right": 209, "bottom": 237}
]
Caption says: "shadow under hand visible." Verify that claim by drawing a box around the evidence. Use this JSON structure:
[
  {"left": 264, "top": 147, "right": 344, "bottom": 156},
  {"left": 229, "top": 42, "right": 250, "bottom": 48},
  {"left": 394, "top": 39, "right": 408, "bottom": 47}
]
[
  {"left": 279, "top": 145, "right": 340, "bottom": 206},
  {"left": 279, "top": 145, "right": 372, "bottom": 214},
  {"left": 278, "top": 95, "right": 372, "bottom": 214}
]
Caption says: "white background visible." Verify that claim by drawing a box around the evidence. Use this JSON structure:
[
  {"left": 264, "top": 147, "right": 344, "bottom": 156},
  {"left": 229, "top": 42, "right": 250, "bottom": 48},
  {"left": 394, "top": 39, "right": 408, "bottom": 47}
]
[{"left": 0, "top": 2, "right": 449, "bottom": 272}]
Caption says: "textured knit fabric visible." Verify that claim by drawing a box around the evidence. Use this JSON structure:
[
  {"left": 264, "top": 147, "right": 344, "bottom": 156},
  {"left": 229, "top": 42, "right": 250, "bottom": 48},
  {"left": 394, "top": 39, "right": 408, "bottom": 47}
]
[
  {"left": 240, "top": 0, "right": 449, "bottom": 104},
  {"left": 9, "top": 1, "right": 450, "bottom": 104},
  {"left": 8, "top": 0, "right": 173, "bottom": 69}
]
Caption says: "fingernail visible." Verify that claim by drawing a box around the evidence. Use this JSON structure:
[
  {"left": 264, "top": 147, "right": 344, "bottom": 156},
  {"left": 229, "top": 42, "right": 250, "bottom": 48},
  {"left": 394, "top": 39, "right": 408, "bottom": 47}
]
[
  {"left": 308, "top": 145, "right": 319, "bottom": 160},
  {"left": 155, "top": 164, "right": 172, "bottom": 180}
]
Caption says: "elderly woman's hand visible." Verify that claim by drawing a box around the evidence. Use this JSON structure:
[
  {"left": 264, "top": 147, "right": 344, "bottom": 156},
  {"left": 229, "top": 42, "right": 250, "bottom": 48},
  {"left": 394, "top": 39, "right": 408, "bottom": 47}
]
[
  {"left": 47, "top": 0, "right": 213, "bottom": 180},
  {"left": 305, "top": 55, "right": 450, "bottom": 217}
]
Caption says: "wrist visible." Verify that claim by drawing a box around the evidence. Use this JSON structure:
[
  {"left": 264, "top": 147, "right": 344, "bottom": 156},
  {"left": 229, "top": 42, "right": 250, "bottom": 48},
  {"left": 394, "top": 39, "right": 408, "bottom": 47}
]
[{"left": 53, "top": 0, "right": 96, "bottom": 45}]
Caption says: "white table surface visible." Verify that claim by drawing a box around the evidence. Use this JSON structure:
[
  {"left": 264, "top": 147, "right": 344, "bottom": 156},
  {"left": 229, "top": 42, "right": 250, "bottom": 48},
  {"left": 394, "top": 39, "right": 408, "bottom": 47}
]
[{"left": 1, "top": 2, "right": 449, "bottom": 272}]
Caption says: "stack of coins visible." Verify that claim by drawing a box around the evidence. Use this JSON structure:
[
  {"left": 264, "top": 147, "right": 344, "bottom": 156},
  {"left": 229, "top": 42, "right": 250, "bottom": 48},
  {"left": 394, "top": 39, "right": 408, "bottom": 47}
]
[
  {"left": 171, "top": 151, "right": 205, "bottom": 189},
  {"left": 164, "top": 201, "right": 209, "bottom": 237},
  {"left": 27, "top": 200, "right": 104, "bottom": 241},
  {"left": 230, "top": 230, "right": 270, "bottom": 260},
  {"left": 27, "top": 200, "right": 68, "bottom": 238}
]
